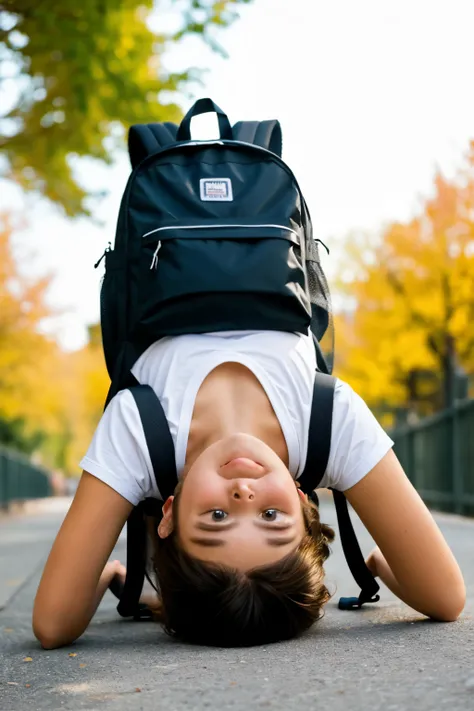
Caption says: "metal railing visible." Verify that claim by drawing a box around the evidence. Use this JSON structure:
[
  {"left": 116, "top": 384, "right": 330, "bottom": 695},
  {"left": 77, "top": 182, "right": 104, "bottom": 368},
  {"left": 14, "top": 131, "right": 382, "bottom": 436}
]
[
  {"left": 391, "top": 398, "right": 474, "bottom": 517},
  {"left": 0, "top": 447, "right": 51, "bottom": 510}
]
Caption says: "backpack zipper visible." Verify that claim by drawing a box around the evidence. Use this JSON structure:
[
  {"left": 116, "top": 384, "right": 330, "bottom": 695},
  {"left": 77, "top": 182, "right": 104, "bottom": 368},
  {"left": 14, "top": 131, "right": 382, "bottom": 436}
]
[
  {"left": 150, "top": 241, "right": 161, "bottom": 270},
  {"left": 94, "top": 242, "right": 112, "bottom": 269},
  {"left": 143, "top": 222, "right": 298, "bottom": 239},
  {"left": 146, "top": 223, "right": 299, "bottom": 269}
]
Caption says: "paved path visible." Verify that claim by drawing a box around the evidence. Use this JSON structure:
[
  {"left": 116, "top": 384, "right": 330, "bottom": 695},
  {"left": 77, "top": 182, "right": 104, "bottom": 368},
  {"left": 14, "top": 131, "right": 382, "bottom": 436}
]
[{"left": 0, "top": 497, "right": 473, "bottom": 711}]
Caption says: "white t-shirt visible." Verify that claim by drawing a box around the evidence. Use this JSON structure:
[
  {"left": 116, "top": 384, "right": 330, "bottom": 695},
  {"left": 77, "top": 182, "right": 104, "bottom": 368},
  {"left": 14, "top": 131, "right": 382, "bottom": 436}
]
[{"left": 80, "top": 330, "right": 393, "bottom": 506}]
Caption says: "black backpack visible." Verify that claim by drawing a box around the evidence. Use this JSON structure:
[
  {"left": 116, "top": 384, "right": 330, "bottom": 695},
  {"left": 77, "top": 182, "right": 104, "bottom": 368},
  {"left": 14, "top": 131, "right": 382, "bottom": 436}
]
[{"left": 98, "top": 98, "right": 380, "bottom": 619}]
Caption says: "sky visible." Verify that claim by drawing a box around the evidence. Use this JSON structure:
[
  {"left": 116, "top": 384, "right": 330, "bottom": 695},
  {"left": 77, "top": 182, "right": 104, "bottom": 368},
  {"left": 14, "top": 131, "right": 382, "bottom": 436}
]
[{"left": 3, "top": 0, "right": 474, "bottom": 349}]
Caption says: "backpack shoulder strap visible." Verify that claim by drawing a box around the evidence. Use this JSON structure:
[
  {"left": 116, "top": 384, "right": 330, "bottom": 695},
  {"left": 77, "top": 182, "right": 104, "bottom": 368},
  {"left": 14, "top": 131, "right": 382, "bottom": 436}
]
[
  {"left": 298, "top": 371, "right": 380, "bottom": 610},
  {"left": 116, "top": 507, "right": 148, "bottom": 618},
  {"left": 116, "top": 384, "right": 177, "bottom": 619},
  {"left": 297, "top": 371, "right": 336, "bottom": 493},
  {"left": 233, "top": 120, "right": 283, "bottom": 157},
  {"left": 127, "top": 122, "right": 179, "bottom": 169},
  {"left": 332, "top": 489, "right": 381, "bottom": 609},
  {"left": 127, "top": 384, "right": 178, "bottom": 500}
]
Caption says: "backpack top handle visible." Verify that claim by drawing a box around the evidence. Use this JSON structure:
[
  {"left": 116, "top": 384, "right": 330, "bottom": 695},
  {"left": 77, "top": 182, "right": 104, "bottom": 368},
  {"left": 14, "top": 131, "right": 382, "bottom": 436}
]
[{"left": 176, "top": 97, "right": 233, "bottom": 142}]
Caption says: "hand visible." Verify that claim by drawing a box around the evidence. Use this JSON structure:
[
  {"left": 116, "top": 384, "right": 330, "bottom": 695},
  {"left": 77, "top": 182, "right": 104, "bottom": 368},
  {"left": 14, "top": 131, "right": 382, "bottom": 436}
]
[
  {"left": 95, "top": 560, "right": 127, "bottom": 606},
  {"left": 99, "top": 559, "right": 126, "bottom": 587},
  {"left": 102, "top": 559, "right": 159, "bottom": 610},
  {"left": 365, "top": 547, "right": 383, "bottom": 577}
]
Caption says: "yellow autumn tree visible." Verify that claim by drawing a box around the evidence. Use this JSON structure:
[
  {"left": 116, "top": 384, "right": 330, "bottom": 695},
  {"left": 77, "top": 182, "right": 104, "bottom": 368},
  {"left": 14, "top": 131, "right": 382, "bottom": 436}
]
[
  {"left": 335, "top": 145, "right": 474, "bottom": 421},
  {"left": 63, "top": 325, "right": 110, "bottom": 474},
  {"left": 0, "top": 214, "right": 110, "bottom": 472},
  {"left": 0, "top": 213, "right": 66, "bottom": 453}
]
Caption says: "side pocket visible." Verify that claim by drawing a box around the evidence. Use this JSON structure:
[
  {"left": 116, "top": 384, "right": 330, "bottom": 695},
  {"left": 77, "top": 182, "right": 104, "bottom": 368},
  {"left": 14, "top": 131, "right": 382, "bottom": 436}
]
[
  {"left": 100, "top": 249, "right": 126, "bottom": 379},
  {"left": 305, "top": 240, "right": 334, "bottom": 372}
]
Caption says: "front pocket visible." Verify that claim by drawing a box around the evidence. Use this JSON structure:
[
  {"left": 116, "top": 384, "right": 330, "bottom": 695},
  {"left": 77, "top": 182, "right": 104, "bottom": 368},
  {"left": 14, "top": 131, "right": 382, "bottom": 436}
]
[
  {"left": 134, "top": 223, "right": 310, "bottom": 339},
  {"left": 142, "top": 223, "right": 301, "bottom": 270},
  {"left": 142, "top": 224, "right": 303, "bottom": 295}
]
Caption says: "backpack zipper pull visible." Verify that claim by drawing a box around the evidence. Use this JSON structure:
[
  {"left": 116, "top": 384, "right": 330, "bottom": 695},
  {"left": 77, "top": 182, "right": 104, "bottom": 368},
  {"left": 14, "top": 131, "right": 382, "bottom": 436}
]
[
  {"left": 94, "top": 242, "right": 111, "bottom": 269},
  {"left": 314, "top": 238, "right": 330, "bottom": 255},
  {"left": 150, "top": 241, "right": 161, "bottom": 270}
]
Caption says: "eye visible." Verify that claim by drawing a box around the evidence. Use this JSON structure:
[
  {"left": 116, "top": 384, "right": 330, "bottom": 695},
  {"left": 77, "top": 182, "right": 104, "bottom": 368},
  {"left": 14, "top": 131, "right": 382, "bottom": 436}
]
[
  {"left": 210, "top": 509, "right": 228, "bottom": 522},
  {"left": 260, "top": 509, "right": 282, "bottom": 522}
]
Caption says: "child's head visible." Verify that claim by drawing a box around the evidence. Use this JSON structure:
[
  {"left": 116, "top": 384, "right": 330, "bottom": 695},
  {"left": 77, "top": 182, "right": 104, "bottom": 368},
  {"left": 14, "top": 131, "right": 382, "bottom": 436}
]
[{"left": 151, "top": 433, "right": 334, "bottom": 646}]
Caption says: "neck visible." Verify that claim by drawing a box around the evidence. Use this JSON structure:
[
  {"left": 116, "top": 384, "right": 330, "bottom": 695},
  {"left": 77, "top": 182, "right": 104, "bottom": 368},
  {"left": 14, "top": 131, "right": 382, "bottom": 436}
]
[{"left": 183, "top": 362, "right": 288, "bottom": 473}]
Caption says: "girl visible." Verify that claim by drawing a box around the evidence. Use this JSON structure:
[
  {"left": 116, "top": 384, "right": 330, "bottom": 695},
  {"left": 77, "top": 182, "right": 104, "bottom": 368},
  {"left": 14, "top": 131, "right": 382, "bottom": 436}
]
[{"left": 33, "top": 328, "right": 466, "bottom": 649}]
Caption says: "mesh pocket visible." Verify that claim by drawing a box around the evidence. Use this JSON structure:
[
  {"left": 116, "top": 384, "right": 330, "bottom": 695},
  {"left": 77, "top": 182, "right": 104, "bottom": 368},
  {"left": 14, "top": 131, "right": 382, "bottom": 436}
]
[
  {"left": 306, "top": 240, "right": 334, "bottom": 373},
  {"left": 100, "top": 250, "right": 126, "bottom": 379}
]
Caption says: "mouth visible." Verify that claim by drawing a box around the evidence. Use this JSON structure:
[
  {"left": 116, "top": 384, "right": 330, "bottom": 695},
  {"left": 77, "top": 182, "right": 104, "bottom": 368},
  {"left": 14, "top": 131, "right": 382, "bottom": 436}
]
[
  {"left": 223, "top": 456, "right": 262, "bottom": 466},
  {"left": 220, "top": 457, "right": 265, "bottom": 476}
]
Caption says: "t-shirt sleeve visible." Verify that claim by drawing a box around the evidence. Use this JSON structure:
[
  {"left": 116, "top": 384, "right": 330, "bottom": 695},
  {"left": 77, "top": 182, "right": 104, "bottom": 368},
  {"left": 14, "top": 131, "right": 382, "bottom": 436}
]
[
  {"left": 318, "top": 380, "right": 394, "bottom": 492},
  {"left": 79, "top": 390, "right": 157, "bottom": 506}
]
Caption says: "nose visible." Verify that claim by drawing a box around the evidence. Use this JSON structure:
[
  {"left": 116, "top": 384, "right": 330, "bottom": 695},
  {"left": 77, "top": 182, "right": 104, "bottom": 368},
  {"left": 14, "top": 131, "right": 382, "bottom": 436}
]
[{"left": 231, "top": 479, "right": 256, "bottom": 501}]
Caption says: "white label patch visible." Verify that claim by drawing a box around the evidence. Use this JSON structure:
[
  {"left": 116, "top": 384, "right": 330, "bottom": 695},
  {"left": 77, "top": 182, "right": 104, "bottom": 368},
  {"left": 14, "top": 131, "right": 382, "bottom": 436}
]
[{"left": 200, "top": 178, "right": 233, "bottom": 202}]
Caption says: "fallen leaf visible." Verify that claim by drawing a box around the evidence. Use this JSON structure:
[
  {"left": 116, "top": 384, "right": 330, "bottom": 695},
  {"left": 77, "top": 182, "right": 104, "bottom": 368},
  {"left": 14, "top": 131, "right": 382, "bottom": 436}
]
[
  {"left": 135, "top": 688, "right": 141, "bottom": 693},
  {"left": 68, "top": 653, "right": 77, "bottom": 658},
  {"left": 25, "top": 684, "right": 31, "bottom": 688},
  {"left": 230, "top": 681, "right": 237, "bottom": 686},
  {"left": 79, "top": 664, "right": 87, "bottom": 668},
  {"left": 3, "top": 628, "right": 13, "bottom": 633},
  {"left": 23, "top": 657, "right": 33, "bottom": 663}
]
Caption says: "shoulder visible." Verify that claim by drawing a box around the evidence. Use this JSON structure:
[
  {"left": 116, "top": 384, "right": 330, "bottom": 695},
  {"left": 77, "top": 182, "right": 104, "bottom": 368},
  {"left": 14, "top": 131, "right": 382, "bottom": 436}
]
[
  {"left": 333, "top": 376, "right": 358, "bottom": 401},
  {"left": 332, "top": 377, "right": 376, "bottom": 420},
  {"left": 109, "top": 388, "right": 136, "bottom": 408},
  {"left": 80, "top": 388, "right": 159, "bottom": 506},
  {"left": 105, "top": 389, "right": 141, "bottom": 423}
]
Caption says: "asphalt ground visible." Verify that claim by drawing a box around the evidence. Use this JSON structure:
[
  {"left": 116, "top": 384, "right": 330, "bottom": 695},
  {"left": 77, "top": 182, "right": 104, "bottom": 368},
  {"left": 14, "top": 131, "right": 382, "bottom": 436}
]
[{"left": 0, "top": 496, "right": 473, "bottom": 711}]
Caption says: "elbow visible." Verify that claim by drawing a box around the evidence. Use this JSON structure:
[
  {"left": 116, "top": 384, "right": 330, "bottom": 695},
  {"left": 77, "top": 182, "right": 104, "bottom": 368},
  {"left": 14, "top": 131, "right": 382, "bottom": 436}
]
[
  {"left": 426, "top": 581, "right": 466, "bottom": 623},
  {"left": 432, "top": 597, "right": 466, "bottom": 623},
  {"left": 33, "top": 611, "right": 76, "bottom": 650},
  {"left": 33, "top": 593, "right": 90, "bottom": 649},
  {"left": 33, "top": 621, "right": 65, "bottom": 650}
]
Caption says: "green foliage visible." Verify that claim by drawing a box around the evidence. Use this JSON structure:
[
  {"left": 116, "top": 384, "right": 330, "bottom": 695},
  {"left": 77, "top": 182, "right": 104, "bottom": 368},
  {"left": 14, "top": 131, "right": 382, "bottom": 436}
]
[
  {"left": 0, "top": 0, "right": 252, "bottom": 217},
  {"left": 0, "top": 416, "right": 44, "bottom": 454}
]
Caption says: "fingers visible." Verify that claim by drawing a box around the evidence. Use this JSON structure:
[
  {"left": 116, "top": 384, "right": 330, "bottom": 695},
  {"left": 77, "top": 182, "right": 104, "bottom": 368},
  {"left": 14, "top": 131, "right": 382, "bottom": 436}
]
[{"left": 116, "top": 563, "right": 127, "bottom": 582}]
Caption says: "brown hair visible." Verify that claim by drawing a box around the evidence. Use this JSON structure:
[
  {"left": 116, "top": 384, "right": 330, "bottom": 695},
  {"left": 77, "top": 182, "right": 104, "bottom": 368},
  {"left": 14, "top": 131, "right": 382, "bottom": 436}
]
[{"left": 149, "top": 486, "right": 335, "bottom": 647}]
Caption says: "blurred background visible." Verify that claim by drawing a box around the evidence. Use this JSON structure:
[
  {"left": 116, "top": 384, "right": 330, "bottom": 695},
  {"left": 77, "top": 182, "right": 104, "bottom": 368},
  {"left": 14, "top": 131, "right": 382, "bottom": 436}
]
[{"left": 0, "top": 0, "right": 473, "bottom": 511}]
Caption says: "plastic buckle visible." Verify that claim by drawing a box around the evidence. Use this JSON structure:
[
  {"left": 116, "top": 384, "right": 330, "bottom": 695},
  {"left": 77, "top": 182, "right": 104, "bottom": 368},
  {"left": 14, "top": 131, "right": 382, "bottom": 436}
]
[
  {"left": 133, "top": 603, "right": 153, "bottom": 622},
  {"left": 338, "top": 593, "right": 380, "bottom": 611}
]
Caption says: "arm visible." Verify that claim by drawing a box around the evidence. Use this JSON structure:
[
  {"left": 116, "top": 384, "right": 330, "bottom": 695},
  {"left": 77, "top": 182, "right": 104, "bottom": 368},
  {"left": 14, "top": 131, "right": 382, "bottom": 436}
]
[
  {"left": 33, "top": 472, "right": 133, "bottom": 649},
  {"left": 345, "top": 449, "right": 466, "bottom": 621}
]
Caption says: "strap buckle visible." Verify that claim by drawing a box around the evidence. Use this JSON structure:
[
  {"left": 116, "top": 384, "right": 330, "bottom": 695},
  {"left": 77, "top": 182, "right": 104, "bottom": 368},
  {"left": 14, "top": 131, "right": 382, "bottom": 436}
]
[
  {"left": 338, "top": 592, "right": 381, "bottom": 611},
  {"left": 133, "top": 603, "right": 154, "bottom": 622}
]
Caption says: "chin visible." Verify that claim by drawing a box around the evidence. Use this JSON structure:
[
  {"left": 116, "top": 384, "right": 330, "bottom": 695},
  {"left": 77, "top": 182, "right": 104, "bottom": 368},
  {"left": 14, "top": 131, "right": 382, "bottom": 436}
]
[
  {"left": 222, "top": 432, "right": 265, "bottom": 452},
  {"left": 219, "top": 433, "right": 278, "bottom": 466}
]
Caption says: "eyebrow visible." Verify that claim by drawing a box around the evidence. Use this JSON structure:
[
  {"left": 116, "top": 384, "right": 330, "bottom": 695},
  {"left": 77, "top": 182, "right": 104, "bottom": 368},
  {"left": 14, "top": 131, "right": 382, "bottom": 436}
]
[
  {"left": 266, "top": 535, "right": 298, "bottom": 547},
  {"left": 188, "top": 534, "right": 298, "bottom": 549},
  {"left": 196, "top": 521, "right": 236, "bottom": 532},
  {"left": 189, "top": 537, "right": 225, "bottom": 547},
  {"left": 195, "top": 521, "right": 293, "bottom": 533}
]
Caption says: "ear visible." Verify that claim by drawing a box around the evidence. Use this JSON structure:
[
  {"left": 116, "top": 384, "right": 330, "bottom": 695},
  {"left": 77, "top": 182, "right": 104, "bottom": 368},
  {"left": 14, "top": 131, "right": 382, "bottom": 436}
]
[
  {"left": 297, "top": 488, "right": 308, "bottom": 503},
  {"left": 157, "top": 496, "right": 174, "bottom": 539}
]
